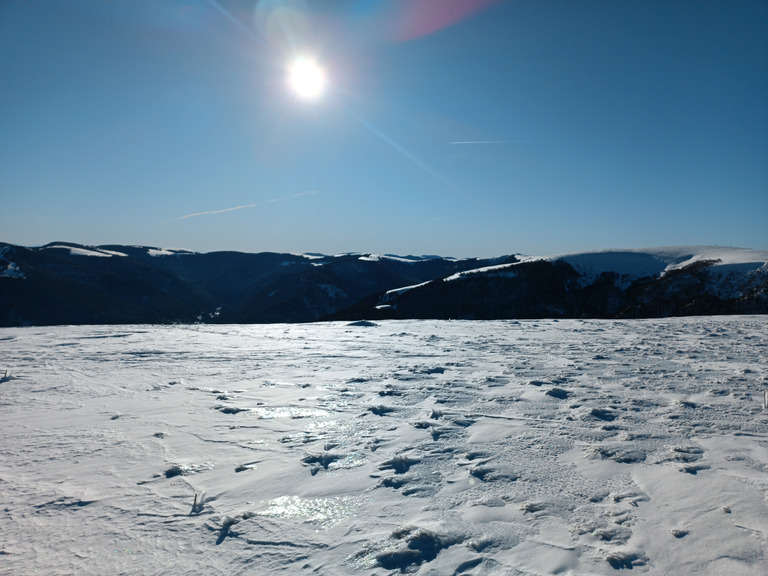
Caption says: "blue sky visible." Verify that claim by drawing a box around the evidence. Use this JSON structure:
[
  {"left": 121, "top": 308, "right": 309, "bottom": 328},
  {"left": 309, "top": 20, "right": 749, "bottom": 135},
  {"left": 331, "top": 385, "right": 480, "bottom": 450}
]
[{"left": 2, "top": 0, "right": 766, "bottom": 257}]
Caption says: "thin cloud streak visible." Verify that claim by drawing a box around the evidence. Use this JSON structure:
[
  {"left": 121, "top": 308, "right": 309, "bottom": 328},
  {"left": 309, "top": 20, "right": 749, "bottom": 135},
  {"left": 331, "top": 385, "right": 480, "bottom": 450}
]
[
  {"left": 450, "top": 140, "right": 530, "bottom": 145},
  {"left": 203, "top": 0, "right": 262, "bottom": 43},
  {"left": 173, "top": 191, "right": 317, "bottom": 221},
  {"left": 346, "top": 109, "right": 463, "bottom": 195},
  {"left": 176, "top": 203, "right": 260, "bottom": 220}
]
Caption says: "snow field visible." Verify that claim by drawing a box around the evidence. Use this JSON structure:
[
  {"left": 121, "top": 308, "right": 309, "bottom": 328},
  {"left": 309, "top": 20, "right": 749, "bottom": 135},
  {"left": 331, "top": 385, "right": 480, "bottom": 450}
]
[{"left": 0, "top": 318, "right": 766, "bottom": 574}]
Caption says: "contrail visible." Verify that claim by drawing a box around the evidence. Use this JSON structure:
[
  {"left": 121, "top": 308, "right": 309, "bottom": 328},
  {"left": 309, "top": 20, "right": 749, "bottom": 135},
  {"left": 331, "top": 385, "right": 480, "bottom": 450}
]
[
  {"left": 450, "top": 140, "right": 530, "bottom": 145},
  {"left": 172, "top": 192, "right": 317, "bottom": 221},
  {"left": 347, "top": 109, "right": 463, "bottom": 195},
  {"left": 175, "top": 203, "right": 260, "bottom": 220},
  {"left": 203, "top": 0, "right": 262, "bottom": 42}
]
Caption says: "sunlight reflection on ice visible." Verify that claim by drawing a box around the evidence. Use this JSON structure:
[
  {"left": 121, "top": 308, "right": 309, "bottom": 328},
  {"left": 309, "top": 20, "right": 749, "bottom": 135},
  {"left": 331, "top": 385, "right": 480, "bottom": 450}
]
[
  {"left": 251, "top": 406, "right": 333, "bottom": 419},
  {"left": 328, "top": 451, "right": 366, "bottom": 471},
  {"left": 255, "top": 495, "right": 356, "bottom": 528}
]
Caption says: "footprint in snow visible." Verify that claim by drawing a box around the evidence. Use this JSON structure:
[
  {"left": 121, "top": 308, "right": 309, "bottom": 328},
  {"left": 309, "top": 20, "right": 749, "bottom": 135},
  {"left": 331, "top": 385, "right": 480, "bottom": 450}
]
[
  {"left": 234, "top": 461, "right": 259, "bottom": 473},
  {"left": 302, "top": 452, "right": 343, "bottom": 475},
  {"left": 605, "top": 550, "right": 648, "bottom": 570},
  {"left": 545, "top": 387, "right": 570, "bottom": 399},
  {"left": 469, "top": 464, "right": 519, "bottom": 483},
  {"left": 379, "top": 455, "right": 421, "bottom": 474},
  {"left": 215, "top": 405, "right": 249, "bottom": 415},
  {"left": 587, "top": 444, "right": 647, "bottom": 464},
  {"left": 375, "top": 526, "right": 464, "bottom": 572},
  {"left": 368, "top": 405, "right": 397, "bottom": 416},
  {"left": 680, "top": 464, "right": 710, "bottom": 474}
]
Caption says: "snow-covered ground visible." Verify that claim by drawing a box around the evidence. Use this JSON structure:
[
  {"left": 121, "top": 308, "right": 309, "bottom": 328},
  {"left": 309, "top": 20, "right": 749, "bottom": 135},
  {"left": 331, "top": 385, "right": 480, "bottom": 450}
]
[{"left": 1, "top": 318, "right": 766, "bottom": 575}]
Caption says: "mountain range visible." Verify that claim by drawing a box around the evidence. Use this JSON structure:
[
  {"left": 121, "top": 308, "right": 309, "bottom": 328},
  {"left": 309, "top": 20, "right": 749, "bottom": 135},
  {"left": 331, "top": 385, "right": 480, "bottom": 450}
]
[{"left": 1, "top": 242, "right": 766, "bottom": 326}]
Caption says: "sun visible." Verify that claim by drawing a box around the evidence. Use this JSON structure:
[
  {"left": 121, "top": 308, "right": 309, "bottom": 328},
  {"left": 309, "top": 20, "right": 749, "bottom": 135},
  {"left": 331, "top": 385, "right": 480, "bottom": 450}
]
[{"left": 288, "top": 57, "right": 326, "bottom": 100}]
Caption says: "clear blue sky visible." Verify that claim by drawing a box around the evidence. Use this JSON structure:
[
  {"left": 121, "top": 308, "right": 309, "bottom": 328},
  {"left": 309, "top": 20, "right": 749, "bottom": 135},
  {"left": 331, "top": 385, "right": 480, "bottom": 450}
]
[{"left": 2, "top": 0, "right": 766, "bottom": 257}]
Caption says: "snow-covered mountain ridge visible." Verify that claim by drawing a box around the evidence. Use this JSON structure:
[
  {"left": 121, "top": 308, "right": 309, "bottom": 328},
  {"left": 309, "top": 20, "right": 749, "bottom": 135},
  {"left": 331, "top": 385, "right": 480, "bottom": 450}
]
[
  {"left": 445, "top": 247, "right": 768, "bottom": 293},
  {"left": 1, "top": 242, "right": 766, "bottom": 326},
  {"left": 334, "top": 246, "right": 768, "bottom": 321},
  {"left": 0, "top": 242, "right": 512, "bottom": 326}
]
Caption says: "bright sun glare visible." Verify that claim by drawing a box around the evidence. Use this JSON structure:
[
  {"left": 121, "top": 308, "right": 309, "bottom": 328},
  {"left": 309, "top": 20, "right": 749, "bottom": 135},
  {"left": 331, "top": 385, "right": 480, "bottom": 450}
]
[{"left": 288, "top": 57, "right": 326, "bottom": 100}]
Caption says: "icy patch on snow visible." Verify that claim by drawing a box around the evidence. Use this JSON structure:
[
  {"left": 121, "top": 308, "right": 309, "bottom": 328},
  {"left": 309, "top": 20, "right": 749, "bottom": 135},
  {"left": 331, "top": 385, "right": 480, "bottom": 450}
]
[
  {"left": 255, "top": 495, "right": 357, "bottom": 528},
  {"left": 249, "top": 404, "right": 334, "bottom": 419}
]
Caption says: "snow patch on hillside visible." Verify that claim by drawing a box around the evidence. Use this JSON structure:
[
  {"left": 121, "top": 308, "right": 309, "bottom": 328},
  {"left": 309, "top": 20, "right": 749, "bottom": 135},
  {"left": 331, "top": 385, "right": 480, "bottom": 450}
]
[
  {"left": 360, "top": 254, "right": 446, "bottom": 263},
  {"left": 146, "top": 247, "right": 195, "bottom": 257},
  {"left": 444, "top": 262, "right": 521, "bottom": 282},
  {"left": 384, "top": 280, "right": 432, "bottom": 298},
  {"left": 45, "top": 245, "right": 128, "bottom": 258}
]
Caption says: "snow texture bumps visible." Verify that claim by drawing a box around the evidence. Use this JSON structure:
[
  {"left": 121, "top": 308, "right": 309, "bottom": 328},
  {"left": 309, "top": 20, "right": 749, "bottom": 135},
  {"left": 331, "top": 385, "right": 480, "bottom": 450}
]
[{"left": 0, "top": 318, "right": 767, "bottom": 574}]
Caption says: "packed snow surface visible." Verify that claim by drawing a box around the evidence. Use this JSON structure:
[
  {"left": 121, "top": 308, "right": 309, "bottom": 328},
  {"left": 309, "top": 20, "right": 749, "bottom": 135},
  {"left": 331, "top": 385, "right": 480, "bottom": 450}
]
[{"left": 1, "top": 318, "right": 767, "bottom": 575}]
